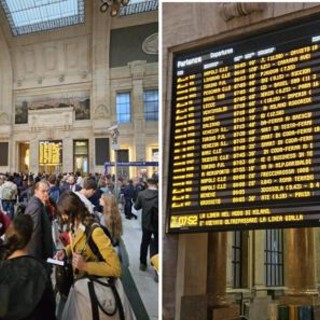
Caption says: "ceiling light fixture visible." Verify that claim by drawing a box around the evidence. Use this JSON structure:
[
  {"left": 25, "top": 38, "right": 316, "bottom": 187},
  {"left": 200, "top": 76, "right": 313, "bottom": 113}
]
[{"left": 100, "top": 0, "right": 130, "bottom": 17}]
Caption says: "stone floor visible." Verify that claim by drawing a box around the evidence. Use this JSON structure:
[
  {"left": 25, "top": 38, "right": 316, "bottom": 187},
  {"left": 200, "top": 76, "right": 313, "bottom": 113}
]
[{"left": 121, "top": 210, "right": 159, "bottom": 320}]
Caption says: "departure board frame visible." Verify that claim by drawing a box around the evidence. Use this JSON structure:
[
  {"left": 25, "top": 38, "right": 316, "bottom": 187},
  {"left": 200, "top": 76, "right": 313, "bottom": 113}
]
[{"left": 166, "top": 16, "right": 320, "bottom": 233}]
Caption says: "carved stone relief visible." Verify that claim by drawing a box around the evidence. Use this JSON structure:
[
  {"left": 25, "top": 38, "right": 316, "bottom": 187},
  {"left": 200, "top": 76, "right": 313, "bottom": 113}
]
[
  {"left": 129, "top": 60, "right": 147, "bottom": 79},
  {"left": 44, "top": 46, "right": 57, "bottom": 71},
  {"left": 23, "top": 49, "right": 35, "bottom": 74},
  {"left": 0, "top": 112, "right": 9, "bottom": 125},
  {"left": 93, "top": 104, "right": 111, "bottom": 119},
  {"left": 142, "top": 33, "right": 158, "bottom": 55},
  {"left": 220, "top": 3, "right": 265, "bottom": 21},
  {"left": 15, "top": 93, "right": 90, "bottom": 125},
  {"left": 66, "top": 42, "right": 78, "bottom": 69}
]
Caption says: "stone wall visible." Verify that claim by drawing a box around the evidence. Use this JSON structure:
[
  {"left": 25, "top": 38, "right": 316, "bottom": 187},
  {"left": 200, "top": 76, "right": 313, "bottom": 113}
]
[{"left": 0, "top": 0, "right": 158, "bottom": 175}]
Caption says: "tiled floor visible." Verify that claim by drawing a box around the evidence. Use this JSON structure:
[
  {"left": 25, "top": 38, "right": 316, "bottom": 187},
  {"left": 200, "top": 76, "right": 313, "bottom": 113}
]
[{"left": 121, "top": 212, "right": 159, "bottom": 320}]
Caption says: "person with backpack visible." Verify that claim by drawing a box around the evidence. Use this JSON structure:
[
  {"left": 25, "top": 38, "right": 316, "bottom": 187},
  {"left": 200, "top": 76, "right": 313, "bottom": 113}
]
[
  {"left": 48, "top": 174, "right": 60, "bottom": 205},
  {"left": 1, "top": 176, "right": 18, "bottom": 220},
  {"left": 134, "top": 178, "right": 158, "bottom": 272},
  {"left": 55, "top": 191, "right": 135, "bottom": 320},
  {"left": 99, "top": 193, "right": 123, "bottom": 246},
  {"left": 0, "top": 214, "right": 56, "bottom": 320}
]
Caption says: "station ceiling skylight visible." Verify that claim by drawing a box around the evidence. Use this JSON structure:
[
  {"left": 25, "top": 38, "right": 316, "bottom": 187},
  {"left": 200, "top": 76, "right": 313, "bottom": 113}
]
[{"left": 0, "top": 0, "right": 85, "bottom": 36}]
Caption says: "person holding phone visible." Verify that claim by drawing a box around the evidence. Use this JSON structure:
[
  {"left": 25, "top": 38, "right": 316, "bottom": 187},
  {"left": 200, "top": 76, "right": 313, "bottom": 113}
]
[{"left": 55, "top": 192, "right": 135, "bottom": 320}]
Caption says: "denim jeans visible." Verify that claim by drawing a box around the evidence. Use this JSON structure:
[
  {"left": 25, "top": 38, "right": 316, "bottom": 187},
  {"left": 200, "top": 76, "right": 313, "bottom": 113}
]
[{"left": 2, "top": 200, "right": 15, "bottom": 220}]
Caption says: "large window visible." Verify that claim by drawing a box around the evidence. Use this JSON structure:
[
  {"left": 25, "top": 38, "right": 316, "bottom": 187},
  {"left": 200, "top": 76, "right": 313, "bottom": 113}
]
[
  {"left": 265, "top": 229, "right": 284, "bottom": 287},
  {"left": 116, "top": 93, "right": 131, "bottom": 124},
  {"left": 74, "top": 140, "right": 89, "bottom": 175},
  {"left": 144, "top": 90, "right": 158, "bottom": 121}
]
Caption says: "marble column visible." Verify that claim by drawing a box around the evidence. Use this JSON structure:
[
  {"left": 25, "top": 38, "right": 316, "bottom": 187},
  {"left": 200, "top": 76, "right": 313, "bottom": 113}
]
[
  {"left": 207, "top": 232, "right": 228, "bottom": 307},
  {"left": 286, "top": 228, "right": 317, "bottom": 295},
  {"left": 280, "top": 228, "right": 319, "bottom": 305},
  {"left": 252, "top": 230, "right": 268, "bottom": 296},
  {"left": 28, "top": 138, "right": 39, "bottom": 174},
  {"left": 175, "top": 233, "right": 208, "bottom": 320},
  {"left": 207, "top": 232, "right": 240, "bottom": 320},
  {"left": 62, "top": 138, "right": 73, "bottom": 173}
]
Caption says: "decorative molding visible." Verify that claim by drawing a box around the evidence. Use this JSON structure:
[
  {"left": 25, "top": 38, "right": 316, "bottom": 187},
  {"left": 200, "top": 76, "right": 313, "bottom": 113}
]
[
  {"left": 220, "top": 3, "right": 265, "bottom": 21},
  {"left": 81, "top": 70, "right": 88, "bottom": 79},
  {"left": 128, "top": 60, "right": 147, "bottom": 79},
  {"left": 93, "top": 104, "right": 110, "bottom": 119},
  {"left": 23, "top": 49, "right": 35, "bottom": 74},
  {"left": 0, "top": 112, "right": 9, "bottom": 125},
  {"left": 44, "top": 46, "right": 57, "bottom": 71},
  {"left": 142, "top": 33, "right": 158, "bottom": 55}
]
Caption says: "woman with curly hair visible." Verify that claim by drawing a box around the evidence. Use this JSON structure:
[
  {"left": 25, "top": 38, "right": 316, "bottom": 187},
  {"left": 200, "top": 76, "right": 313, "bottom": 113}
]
[{"left": 99, "top": 193, "right": 123, "bottom": 246}]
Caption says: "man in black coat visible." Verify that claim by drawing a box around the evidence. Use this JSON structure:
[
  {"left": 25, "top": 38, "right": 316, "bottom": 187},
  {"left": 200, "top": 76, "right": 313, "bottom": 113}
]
[
  {"left": 134, "top": 178, "right": 158, "bottom": 271},
  {"left": 25, "top": 180, "right": 54, "bottom": 272}
]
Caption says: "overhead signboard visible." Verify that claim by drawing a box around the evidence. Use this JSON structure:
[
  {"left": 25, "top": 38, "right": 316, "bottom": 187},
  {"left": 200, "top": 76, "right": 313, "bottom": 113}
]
[
  {"left": 39, "top": 141, "right": 62, "bottom": 166},
  {"left": 167, "top": 17, "right": 320, "bottom": 233}
]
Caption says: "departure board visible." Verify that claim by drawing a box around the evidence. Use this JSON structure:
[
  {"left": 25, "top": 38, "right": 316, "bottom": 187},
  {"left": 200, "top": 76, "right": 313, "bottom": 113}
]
[
  {"left": 167, "top": 18, "right": 320, "bottom": 233},
  {"left": 39, "top": 141, "right": 62, "bottom": 166}
]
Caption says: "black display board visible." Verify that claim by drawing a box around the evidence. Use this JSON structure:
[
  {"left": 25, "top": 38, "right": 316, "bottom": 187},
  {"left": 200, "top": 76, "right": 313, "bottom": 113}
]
[{"left": 167, "top": 17, "right": 320, "bottom": 233}]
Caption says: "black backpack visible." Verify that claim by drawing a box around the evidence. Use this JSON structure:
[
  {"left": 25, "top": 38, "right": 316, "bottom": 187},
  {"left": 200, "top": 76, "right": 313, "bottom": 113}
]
[{"left": 15, "top": 202, "right": 26, "bottom": 217}]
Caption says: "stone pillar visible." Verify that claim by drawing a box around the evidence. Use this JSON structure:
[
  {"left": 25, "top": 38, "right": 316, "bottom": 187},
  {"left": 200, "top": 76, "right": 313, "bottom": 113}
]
[
  {"left": 130, "top": 65, "right": 146, "bottom": 176},
  {"left": 280, "top": 228, "right": 319, "bottom": 305},
  {"left": 163, "top": 234, "right": 179, "bottom": 320},
  {"left": 250, "top": 230, "right": 271, "bottom": 320},
  {"left": 286, "top": 228, "right": 317, "bottom": 295},
  {"left": 207, "top": 232, "right": 228, "bottom": 307},
  {"left": 252, "top": 230, "right": 266, "bottom": 293},
  {"left": 175, "top": 233, "right": 208, "bottom": 320},
  {"left": 207, "top": 232, "right": 240, "bottom": 320},
  {"left": 28, "top": 138, "right": 39, "bottom": 174},
  {"left": 62, "top": 138, "right": 73, "bottom": 173}
]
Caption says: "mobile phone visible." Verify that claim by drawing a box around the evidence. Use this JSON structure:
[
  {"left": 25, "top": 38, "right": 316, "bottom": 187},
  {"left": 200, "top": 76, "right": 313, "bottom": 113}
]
[{"left": 46, "top": 258, "right": 65, "bottom": 266}]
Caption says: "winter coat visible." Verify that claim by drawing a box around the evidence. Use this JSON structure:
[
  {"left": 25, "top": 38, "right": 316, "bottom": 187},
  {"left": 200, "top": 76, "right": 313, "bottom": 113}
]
[
  {"left": 61, "top": 277, "right": 136, "bottom": 320},
  {"left": 24, "top": 196, "right": 54, "bottom": 262},
  {"left": 65, "top": 224, "right": 121, "bottom": 278},
  {"left": 0, "top": 256, "right": 56, "bottom": 320},
  {"left": 134, "top": 189, "right": 158, "bottom": 232}
]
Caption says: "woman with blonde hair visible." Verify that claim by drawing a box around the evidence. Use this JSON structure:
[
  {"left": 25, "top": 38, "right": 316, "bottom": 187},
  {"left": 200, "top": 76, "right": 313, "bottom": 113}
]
[{"left": 99, "top": 193, "right": 123, "bottom": 246}]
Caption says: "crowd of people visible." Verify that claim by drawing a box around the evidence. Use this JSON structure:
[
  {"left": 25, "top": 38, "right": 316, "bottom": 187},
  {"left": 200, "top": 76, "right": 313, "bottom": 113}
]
[{"left": 0, "top": 170, "right": 158, "bottom": 320}]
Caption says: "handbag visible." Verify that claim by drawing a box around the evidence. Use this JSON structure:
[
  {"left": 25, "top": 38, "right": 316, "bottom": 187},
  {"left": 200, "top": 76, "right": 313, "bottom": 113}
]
[
  {"left": 87, "top": 276, "right": 125, "bottom": 320},
  {"left": 55, "top": 257, "right": 74, "bottom": 298}
]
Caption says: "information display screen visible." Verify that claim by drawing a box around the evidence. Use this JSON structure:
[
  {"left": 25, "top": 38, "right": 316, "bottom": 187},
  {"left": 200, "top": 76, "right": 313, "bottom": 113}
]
[
  {"left": 39, "top": 141, "right": 62, "bottom": 166},
  {"left": 167, "top": 17, "right": 320, "bottom": 233}
]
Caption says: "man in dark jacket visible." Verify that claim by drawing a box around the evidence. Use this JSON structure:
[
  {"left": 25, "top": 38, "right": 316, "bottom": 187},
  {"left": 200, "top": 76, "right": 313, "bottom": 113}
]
[
  {"left": 24, "top": 180, "right": 54, "bottom": 272},
  {"left": 134, "top": 178, "right": 158, "bottom": 271}
]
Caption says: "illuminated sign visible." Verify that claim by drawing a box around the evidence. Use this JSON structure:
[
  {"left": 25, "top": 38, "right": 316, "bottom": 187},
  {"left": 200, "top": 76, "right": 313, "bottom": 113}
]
[
  {"left": 167, "top": 17, "right": 320, "bottom": 233},
  {"left": 39, "top": 141, "right": 62, "bottom": 166}
]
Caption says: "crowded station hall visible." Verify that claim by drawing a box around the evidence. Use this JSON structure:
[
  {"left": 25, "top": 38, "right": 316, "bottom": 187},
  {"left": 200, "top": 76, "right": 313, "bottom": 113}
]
[{"left": 0, "top": 0, "right": 158, "bottom": 319}]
